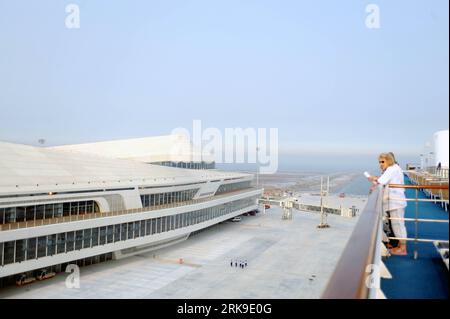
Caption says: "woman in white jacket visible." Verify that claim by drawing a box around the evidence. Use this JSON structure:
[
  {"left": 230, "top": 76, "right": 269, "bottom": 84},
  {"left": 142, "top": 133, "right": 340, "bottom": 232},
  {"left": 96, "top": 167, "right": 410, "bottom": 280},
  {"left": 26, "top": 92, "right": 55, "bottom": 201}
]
[{"left": 368, "top": 153, "right": 408, "bottom": 255}]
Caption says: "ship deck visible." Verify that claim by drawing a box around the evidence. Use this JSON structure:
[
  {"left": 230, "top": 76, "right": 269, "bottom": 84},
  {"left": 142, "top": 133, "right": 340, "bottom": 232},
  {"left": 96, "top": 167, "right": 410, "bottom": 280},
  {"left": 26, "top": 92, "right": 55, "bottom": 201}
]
[
  {"left": 381, "top": 176, "right": 449, "bottom": 299},
  {"left": 0, "top": 206, "right": 357, "bottom": 299}
]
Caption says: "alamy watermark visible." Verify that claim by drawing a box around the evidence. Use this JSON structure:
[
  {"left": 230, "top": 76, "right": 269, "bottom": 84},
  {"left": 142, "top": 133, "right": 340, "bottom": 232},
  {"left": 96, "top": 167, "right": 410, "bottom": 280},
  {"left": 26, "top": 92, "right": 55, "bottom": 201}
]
[
  {"left": 65, "top": 264, "right": 80, "bottom": 289},
  {"left": 171, "top": 120, "right": 278, "bottom": 174},
  {"left": 365, "top": 263, "right": 380, "bottom": 289},
  {"left": 65, "top": 4, "right": 80, "bottom": 29},
  {"left": 365, "top": 4, "right": 380, "bottom": 29}
]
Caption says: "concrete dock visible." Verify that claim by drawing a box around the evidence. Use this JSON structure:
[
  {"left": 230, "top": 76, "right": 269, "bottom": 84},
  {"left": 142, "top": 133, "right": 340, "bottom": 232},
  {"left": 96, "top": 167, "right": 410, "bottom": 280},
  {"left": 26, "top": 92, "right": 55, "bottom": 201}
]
[{"left": 0, "top": 206, "right": 358, "bottom": 299}]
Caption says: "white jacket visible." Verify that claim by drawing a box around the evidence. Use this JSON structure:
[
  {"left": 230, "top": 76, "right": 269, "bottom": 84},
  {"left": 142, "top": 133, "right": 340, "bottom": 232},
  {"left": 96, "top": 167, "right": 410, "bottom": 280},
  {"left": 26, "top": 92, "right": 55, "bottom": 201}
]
[{"left": 377, "top": 164, "right": 407, "bottom": 211}]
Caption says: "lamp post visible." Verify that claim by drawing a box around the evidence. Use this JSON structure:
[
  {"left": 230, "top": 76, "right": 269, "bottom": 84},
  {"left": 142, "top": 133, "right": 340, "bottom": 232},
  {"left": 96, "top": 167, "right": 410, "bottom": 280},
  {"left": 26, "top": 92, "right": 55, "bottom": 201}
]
[{"left": 317, "top": 176, "right": 330, "bottom": 229}]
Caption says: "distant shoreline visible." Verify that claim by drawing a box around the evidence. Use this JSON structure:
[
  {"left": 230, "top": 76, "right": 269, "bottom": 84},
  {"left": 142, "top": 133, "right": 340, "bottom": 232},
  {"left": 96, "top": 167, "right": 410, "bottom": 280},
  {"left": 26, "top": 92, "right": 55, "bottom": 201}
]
[{"left": 233, "top": 170, "right": 368, "bottom": 197}]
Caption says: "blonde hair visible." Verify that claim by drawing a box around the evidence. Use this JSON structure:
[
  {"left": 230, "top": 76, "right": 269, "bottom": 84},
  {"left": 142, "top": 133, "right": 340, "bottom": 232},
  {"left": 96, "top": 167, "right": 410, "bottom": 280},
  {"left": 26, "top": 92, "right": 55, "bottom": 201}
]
[
  {"left": 379, "top": 153, "right": 395, "bottom": 166},
  {"left": 388, "top": 152, "right": 398, "bottom": 164}
]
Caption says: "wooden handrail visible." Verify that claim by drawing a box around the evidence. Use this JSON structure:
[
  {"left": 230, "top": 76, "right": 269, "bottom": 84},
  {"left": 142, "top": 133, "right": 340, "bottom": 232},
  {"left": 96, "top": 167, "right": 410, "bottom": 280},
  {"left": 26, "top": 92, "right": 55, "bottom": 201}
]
[
  {"left": 322, "top": 187, "right": 382, "bottom": 299},
  {"left": 389, "top": 184, "right": 449, "bottom": 190}
]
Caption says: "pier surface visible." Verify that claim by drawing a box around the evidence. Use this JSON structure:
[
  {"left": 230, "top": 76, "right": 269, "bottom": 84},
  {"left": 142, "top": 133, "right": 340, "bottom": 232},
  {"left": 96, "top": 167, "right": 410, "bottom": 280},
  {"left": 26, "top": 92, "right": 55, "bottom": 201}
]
[{"left": 0, "top": 206, "right": 357, "bottom": 299}]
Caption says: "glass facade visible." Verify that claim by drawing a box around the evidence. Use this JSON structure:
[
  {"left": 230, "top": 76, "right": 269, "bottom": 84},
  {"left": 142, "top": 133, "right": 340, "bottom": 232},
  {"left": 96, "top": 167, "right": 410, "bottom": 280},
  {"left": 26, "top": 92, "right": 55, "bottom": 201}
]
[
  {"left": 140, "top": 189, "right": 199, "bottom": 208},
  {"left": 215, "top": 181, "right": 252, "bottom": 195},
  {"left": 0, "top": 196, "right": 258, "bottom": 267},
  {"left": 0, "top": 201, "right": 100, "bottom": 225},
  {"left": 152, "top": 161, "right": 215, "bottom": 170}
]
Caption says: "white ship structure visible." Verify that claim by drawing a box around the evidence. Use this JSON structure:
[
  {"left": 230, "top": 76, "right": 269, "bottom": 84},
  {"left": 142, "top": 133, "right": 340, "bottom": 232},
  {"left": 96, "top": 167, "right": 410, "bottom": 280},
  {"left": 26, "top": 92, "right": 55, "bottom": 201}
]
[{"left": 0, "top": 135, "right": 262, "bottom": 286}]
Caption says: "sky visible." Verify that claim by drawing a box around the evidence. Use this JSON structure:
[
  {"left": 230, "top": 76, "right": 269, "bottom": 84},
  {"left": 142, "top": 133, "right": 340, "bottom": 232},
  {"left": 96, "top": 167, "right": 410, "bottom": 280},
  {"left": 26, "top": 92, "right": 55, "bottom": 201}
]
[{"left": 0, "top": 0, "right": 448, "bottom": 172}]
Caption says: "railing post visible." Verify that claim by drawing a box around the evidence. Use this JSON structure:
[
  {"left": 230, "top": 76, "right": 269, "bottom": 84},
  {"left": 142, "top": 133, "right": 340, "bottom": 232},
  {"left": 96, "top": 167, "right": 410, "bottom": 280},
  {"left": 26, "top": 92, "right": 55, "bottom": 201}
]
[{"left": 414, "top": 188, "right": 419, "bottom": 260}]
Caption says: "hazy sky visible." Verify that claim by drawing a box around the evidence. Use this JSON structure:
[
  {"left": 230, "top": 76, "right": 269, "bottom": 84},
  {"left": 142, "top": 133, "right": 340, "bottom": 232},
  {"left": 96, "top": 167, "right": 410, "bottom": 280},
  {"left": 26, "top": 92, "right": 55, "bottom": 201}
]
[{"left": 0, "top": 0, "right": 448, "bottom": 171}]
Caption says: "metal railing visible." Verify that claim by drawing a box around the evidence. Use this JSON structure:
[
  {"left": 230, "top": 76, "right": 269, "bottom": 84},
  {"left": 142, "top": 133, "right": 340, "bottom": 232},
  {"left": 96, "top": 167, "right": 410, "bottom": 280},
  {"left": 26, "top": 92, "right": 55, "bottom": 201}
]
[
  {"left": 385, "top": 184, "right": 449, "bottom": 260},
  {"left": 0, "top": 187, "right": 262, "bottom": 232},
  {"left": 322, "top": 183, "right": 449, "bottom": 299},
  {"left": 422, "top": 167, "right": 449, "bottom": 179}
]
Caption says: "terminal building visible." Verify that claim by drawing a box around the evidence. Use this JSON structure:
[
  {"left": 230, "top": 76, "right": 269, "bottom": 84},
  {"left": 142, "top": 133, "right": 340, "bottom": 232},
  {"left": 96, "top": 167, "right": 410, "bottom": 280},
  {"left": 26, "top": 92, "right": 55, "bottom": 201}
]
[
  {"left": 48, "top": 134, "right": 216, "bottom": 169},
  {"left": 0, "top": 136, "right": 262, "bottom": 287}
]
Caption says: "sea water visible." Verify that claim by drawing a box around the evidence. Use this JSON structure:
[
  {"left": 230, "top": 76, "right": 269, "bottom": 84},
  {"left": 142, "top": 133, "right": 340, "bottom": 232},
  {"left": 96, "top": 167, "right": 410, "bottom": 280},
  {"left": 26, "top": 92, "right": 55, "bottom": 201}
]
[{"left": 337, "top": 175, "right": 371, "bottom": 196}]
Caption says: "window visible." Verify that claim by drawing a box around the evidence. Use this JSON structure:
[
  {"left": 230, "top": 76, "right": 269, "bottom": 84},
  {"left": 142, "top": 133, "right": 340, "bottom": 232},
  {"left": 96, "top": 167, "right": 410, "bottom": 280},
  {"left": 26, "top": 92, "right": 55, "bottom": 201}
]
[
  {"left": 66, "top": 232, "right": 75, "bottom": 252},
  {"left": 75, "top": 230, "right": 83, "bottom": 250},
  {"left": 0, "top": 208, "right": 4, "bottom": 224},
  {"left": 83, "top": 229, "right": 92, "bottom": 248},
  {"left": 156, "top": 217, "right": 162, "bottom": 233},
  {"left": 114, "top": 225, "right": 120, "bottom": 242},
  {"left": 27, "top": 238, "right": 37, "bottom": 259},
  {"left": 37, "top": 236, "right": 47, "bottom": 257},
  {"left": 120, "top": 223, "right": 127, "bottom": 241},
  {"left": 5, "top": 207, "right": 15, "bottom": 223},
  {"left": 107, "top": 225, "right": 114, "bottom": 244},
  {"left": 146, "top": 220, "right": 151, "bottom": 235},
  {"left": 15, "top": 239, "right": 26, "bottom": 262},
  {"left": 127, "top": 222, "right": 134, "bottom": 239},
  {"left": 16, "top": 207, "right": 25, "bottom": 222},
  {"left": 63, "top": 203, "right": 71, "bottom": 216},
  {"left": 54, "top": 203, "right": 63, "bottom": 218},
  {"left": 0, "top": 242, "right": 3, "bottom": 265},
  {"left": 150, "top": 194, "right": 155, "bottom": 206},
  {"left": 161, "top": 217, "right": 166, "bottom": 232},
  {"left": 79, "top": 201, "right": 87, "bottom": 215},
  {"left": 133, "top": 221, "right": 140, "bottom": 238},
  {"left": 140, "top": 195, "right": 146, "bottom": 207},
  {"left": 86, "top": 201, "right": 94, "bottom": 213},
  {"left": 92, "top": 228, "right": 99, "bottom": 246},
  {"left": 170, "top": 215, "right": 175, "bottom": 230},
  {"left": 140, "top": 221, "right": 145, "bottom": 237},
  {"left": 152, "top": 218, "right": 157, "bottom": 234},
  {"left": 71, "top": 202, "right": 78, "bottom": 216},
  {"left": 186, "top": 212, "right": 191, "bottom": 226},
  {"left": 36, "top": 205, "right": 44, "bottom": 220},
  {"left": 99, "top": 227, "right": 106, "bottom": 245},
  {"left": 44, "top": 204, "right": 54, "bottom": 219},
  {"left": 3, "top": 241, "right": 15, "bottom": 265},
  {"left": 47, "top": 234, "right": 56, "bottom": 255}
]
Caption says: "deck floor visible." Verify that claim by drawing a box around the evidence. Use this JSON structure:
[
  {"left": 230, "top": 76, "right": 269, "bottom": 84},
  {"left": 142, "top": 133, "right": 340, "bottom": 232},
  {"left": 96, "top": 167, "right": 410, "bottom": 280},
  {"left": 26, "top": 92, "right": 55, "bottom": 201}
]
[{"left": 381, "top": 176, "right": 449, "bottom": 299}]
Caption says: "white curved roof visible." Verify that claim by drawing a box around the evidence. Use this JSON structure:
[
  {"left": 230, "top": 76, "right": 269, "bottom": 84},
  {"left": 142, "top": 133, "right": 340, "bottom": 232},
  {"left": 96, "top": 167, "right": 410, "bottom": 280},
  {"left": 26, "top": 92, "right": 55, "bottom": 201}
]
[
  {"left": 47, "top": 134, "right": 215, "bottom": 163},
  {"left": 0, "top": 141, "right": 249, "bottom": 195}
]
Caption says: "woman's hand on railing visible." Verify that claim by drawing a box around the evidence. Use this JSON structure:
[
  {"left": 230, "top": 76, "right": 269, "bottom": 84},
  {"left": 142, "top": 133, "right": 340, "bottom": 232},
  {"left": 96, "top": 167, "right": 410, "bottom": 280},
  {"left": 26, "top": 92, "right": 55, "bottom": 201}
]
[{"left": 367, "top": 175, "right": 378, "bottom": 183}]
